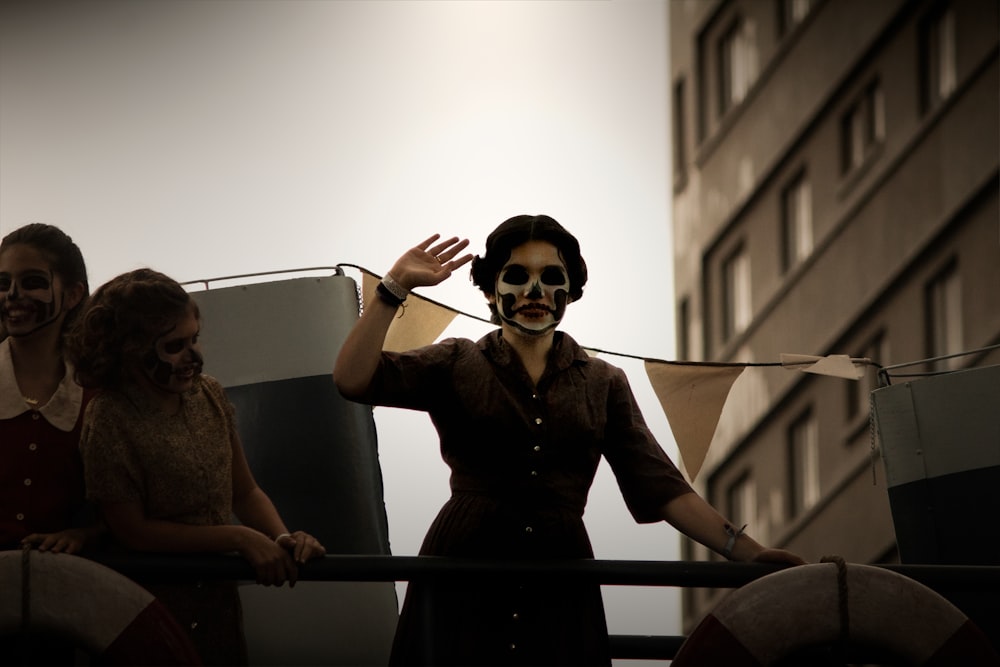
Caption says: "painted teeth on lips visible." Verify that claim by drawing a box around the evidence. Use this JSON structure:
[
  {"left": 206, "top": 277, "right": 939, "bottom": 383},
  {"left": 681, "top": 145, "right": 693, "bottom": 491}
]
[{"left": 2, "top": 307, "right": 32, "bottom": 320}]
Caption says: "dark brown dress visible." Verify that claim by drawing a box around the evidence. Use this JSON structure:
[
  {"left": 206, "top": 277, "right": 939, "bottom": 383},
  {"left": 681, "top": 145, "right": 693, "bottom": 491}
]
[{"left": 359, "top": 330, "right": 693, "bottom": 666}]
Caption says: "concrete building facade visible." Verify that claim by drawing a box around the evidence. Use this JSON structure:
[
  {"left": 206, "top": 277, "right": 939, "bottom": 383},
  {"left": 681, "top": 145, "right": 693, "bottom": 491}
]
[{"left": 669, "top": 0, "right": 999, "bottom": 630}]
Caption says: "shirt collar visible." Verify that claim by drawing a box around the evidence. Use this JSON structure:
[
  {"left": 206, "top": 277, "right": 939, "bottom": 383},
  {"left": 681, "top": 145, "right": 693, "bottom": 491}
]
[
  {"left": 0, "top": 338, "right": 83, "bottom": 431},
  {"left": 479, "top": 329, "right": 592, "bottom": 373}
]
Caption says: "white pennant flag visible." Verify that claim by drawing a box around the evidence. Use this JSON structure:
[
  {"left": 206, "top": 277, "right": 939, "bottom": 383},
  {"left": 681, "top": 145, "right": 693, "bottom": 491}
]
[
  {"left": 644, "top": 361, "right": 745, "bottom": 482},
  {"left": 780, "top": 353, "right": 867, "bottom": 380}
]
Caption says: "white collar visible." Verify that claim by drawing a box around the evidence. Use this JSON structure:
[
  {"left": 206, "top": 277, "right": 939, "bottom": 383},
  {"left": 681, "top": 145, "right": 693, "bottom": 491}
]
[{"left": 0, "top": 338, "right": 83, "bottom": 431}]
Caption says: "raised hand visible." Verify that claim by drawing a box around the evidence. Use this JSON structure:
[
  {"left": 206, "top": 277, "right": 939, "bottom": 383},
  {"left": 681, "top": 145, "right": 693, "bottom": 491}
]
[{"left": 386, "top": 234, "right": 474, "bottom": 291}]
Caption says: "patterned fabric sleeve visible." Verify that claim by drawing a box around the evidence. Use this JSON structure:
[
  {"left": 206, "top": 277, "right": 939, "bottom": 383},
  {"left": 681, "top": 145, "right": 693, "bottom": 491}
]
[{"left": 80, "top": 395, "right": 144, "bottom": 505}]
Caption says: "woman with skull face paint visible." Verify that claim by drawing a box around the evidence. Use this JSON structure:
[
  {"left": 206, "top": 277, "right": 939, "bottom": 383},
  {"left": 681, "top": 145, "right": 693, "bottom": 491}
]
[
  {"left": 68, "top": 268, "right": 326, "bottom": 666},
  {"left": 334, "top": 214, "right": 805, "bottom": 666},
  {"left": 0, "top": 223, "right": 104, "bottom": 666},
  {"left": 0, "top": 224, "right": 103, "bottom": 556}
]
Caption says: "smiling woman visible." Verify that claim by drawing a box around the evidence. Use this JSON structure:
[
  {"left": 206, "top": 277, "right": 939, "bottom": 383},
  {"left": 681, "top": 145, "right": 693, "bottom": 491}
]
[
  {"left": 0, "top": 223, "right": 102, "bottom": 664},
  {"left": 66, "top": 268, "right": 327, "bottom": 665}
]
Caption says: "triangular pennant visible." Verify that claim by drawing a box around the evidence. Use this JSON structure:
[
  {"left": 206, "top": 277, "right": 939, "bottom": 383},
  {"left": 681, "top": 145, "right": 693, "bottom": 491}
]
[
  {"left": 644, "top": 361, "right": 745, "bottom": 482},
  {"left": 361, "top": 272, "right": 458, "bottom": 352},
  {"left": 780, "top": 353, "right": 866, "bottom": 380}
]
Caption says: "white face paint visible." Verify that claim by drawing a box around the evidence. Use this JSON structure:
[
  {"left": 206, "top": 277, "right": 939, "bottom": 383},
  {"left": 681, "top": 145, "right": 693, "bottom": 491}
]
[
  {"left": 0, "top": 244, "right": 64, "bottom": 338},
  {"left": 139, "top": 306, "right": 204, "bottom": 395},
  {"left": 494, "top": 240, "right": 571, "bottom": 336}
]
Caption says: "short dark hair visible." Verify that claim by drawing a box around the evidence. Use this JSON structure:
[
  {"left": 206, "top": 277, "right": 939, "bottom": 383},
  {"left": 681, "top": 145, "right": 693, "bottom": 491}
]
[
  {"left": 0, "top": 223, "right": 89, "bottom": 338},
  {"left": 470, "top": 214, "right": 588, "bottom": 308}
]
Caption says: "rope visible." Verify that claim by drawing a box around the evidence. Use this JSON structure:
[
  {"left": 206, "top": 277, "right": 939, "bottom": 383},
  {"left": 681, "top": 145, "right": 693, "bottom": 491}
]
[
  {"left": 868, "top": 390, "right": 880, "bottom": 485},
  {"left": 337, "top": 264, "right": 883, "bottom": 369},
  {"left": 820, "top": 555, "right": 849, "bottom": 661},
  {"left": 20, "top": 544, "right": 31, "bottom": 664}
]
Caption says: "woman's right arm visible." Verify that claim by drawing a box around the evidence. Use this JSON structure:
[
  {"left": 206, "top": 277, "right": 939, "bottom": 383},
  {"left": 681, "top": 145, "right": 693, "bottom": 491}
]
[{"left": 333, "top": 234, "right": 472, "bottom": 398}]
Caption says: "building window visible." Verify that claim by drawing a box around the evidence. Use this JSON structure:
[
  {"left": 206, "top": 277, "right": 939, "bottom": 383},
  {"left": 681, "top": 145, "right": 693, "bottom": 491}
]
[
  {"left": 718, "top": 17, "right": 759, "bottom": 116},
  {"left": 722, "top": 245, "right": 752, "bottom": 341},
  {"left": 780, "top": 170, "right": 813, "bottom": 273},
  {"left": 840, "top": 79, "right": 885, "bottom": 175},
  {"left": 920, "top": 3, "right": 957, "bottom": 113},
  {"left": 778, "top": 0, "right": 814, "bottom": 37},
  {"left": 727, "top": 472, "right": 757, "bottom": 535},
  {"left": 925, "top": 261, "right": 963, "bottom": 371},
  {"left": 847, "top": 331, "right": 888, "bottom": 422},
  {"left": 788, "top": 409, "right": 820, "bottom": 517},
  {"left": 677, "top": 296, "right": 691, "bottom": 361},
  {"left": 673, "top": 77, "right": 687, "bottom": 189}
]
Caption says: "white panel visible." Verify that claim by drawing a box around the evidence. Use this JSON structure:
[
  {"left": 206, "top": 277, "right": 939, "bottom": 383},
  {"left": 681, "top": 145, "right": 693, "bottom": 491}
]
[{"left": 192, "top": 275, "right": 360, "bottom": 386}]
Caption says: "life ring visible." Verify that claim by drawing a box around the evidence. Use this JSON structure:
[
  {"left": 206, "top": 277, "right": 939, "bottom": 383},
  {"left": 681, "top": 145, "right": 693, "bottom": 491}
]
[
  {"left": 672, "top": 561, "right": 1000, "bottom": 666},
  {"left": 0, "top": 549, "right": 202, "bottom": 665}
]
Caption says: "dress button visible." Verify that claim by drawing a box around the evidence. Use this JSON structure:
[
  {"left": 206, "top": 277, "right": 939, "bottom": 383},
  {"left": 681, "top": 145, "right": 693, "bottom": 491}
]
[
  {"left": 23, "top": 479, "right": 32, "bottom": 486},
  {"left": 533, "top": 445, "right": 541, "bottom": 452},
  {"left": 534, "top": 417, "right": 542, "bottom": 425},
  {"left": 512, "top": 612, "right": 520, "bottom": 620},
  {"left": 525, "top": 526, "right": 533, "bottom": 533},
  {"left": 16, "top": 513, "right": 25, "bottom": 521},
  {"left": 531, "top": 393, "right": 538, "bottom": 400},
  {"left": 28, "top": 443, "right": 38, "bottom": 451},
  {"left": 510, "top": 644, "right": 517, "bottom": 651},
  {"left": 530, "top": 470, "right": 538, "bottom": 477},
  {"left": 31, "top": 413, "right": 40, "bottom": 420}
]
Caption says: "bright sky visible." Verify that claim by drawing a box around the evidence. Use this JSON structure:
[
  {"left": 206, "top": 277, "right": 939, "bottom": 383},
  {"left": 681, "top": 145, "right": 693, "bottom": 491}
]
[{"left": 1, "top": 0, "right": 681, "bottom": 658}]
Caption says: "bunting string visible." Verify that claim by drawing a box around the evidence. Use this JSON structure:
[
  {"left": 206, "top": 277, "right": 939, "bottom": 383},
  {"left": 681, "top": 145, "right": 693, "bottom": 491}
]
[
  {"left": 337, "top": 264, "right": 878, "bottom": 369},
  {"left": 337, "top": 264, "right": 892, "bottom": 481}
]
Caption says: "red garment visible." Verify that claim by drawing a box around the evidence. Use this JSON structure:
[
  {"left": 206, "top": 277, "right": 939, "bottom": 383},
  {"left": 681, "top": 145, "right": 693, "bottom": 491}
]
[
  {"left": 0, "top": 339, "right": 94, "bottom": 547},
  {"left": 357, "top": 330, "right": 694, "bottom": 666}
]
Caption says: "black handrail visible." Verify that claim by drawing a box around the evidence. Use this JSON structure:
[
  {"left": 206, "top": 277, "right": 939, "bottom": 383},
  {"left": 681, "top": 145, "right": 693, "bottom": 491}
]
[
  {"left": 78, "top": 553, "right": 1000, "bottom": 661},
  {"left": 88, "top": 553, "right": 1000, "bottom": 591}
]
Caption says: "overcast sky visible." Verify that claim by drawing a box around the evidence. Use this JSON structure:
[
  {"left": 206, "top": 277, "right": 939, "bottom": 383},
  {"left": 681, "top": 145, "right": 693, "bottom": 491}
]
[{"left": 1, "top": 1, "right": 682, "bottom": 660}]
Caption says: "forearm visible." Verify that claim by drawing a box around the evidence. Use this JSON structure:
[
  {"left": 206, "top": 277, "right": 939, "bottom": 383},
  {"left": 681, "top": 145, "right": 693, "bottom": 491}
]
[
  {"left": 232, "top": 487, "right": 289, "bottom": 540},
  {"left": 108, "top": 516, "right": 253, "bottom": 555},
  {"left": 332, "top": 294, "right": 398, "bottom": 398},
  {"left": 659, "top": 492, "right": 765, "bottom": 562}
]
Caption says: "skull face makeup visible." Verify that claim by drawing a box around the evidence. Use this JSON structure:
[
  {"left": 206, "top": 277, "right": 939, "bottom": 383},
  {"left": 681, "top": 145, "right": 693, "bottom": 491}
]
[
  {"left": 140, "top": 306, "right": 204, "bottom": 395},
  {"left": 494, "top": 240, "right": 571, "bottom": 336},
  {"left": 0, "top": 244, "right": 67, "bottom": 338}
]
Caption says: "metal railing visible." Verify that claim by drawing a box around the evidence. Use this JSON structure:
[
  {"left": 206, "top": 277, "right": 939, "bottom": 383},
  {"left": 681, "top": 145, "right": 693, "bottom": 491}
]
[{"left": 87, "top": 553, "right": 1000, "bottom": 661}]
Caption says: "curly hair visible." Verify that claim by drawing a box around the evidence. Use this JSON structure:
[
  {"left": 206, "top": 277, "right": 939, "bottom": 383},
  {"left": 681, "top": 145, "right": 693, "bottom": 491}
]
[
  {"left": 470, "top": 214, "right": 587, "bottom": 324},
  {"left": 67, "top": 268, "right": 198, "bottom": 389},
  {"left": 0, "top": 223, "right": 89, "bottom": 340}
]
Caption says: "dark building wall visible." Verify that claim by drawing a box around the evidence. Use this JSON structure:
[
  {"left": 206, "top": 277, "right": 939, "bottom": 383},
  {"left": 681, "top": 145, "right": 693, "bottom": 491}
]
[{"left": 671, "top": 0, "right": 999, "bottom": 631}]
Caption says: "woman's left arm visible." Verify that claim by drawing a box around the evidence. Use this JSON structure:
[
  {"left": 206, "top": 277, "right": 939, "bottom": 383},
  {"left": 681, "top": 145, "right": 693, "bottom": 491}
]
[{"left": 659, "top": 492, "right": 806, "bottom": 565}]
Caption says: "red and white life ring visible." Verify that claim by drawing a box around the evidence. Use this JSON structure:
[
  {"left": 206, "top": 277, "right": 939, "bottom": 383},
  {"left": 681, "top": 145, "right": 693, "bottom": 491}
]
[
  {"left": 672, "top": 561, "right": 999, "bottom": 666},
  {"left": 0, "top": 549, "right": 201, "bottom": 665}
]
